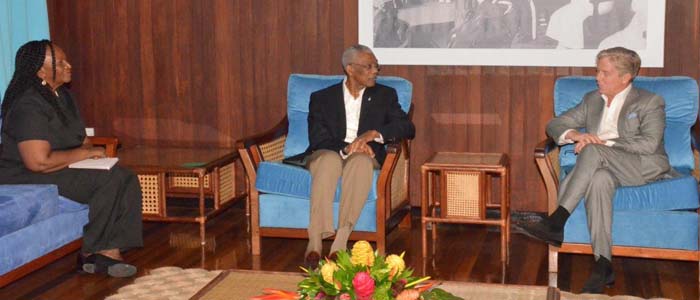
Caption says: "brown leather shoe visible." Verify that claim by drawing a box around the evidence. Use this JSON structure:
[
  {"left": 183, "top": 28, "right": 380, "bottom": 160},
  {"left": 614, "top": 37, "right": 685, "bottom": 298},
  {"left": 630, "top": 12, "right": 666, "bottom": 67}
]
[
  {"left": 304, "top": 251, "right": 321, "bottom": 269},
  {"left": 327, "top": 251, "right": 338, "bottom": 261}
]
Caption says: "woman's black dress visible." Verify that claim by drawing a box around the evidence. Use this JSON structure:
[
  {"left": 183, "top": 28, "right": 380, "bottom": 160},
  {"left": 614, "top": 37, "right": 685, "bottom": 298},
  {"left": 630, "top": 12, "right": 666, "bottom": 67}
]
[{"left": 0, "top": 88, "right": 142, "bottom": 253}]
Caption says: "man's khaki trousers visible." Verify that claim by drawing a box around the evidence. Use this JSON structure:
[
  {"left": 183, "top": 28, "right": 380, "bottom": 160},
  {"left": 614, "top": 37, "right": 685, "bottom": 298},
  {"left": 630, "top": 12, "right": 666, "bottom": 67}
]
[{"left": 306, "top": 150, "right": 378, "bottom": 254}]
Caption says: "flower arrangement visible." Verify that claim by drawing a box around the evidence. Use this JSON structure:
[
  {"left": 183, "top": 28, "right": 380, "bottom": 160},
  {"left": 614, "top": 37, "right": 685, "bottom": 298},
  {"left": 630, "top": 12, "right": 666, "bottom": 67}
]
[{"left": 251, "top": 241, "right": 462, "bottom": 300}]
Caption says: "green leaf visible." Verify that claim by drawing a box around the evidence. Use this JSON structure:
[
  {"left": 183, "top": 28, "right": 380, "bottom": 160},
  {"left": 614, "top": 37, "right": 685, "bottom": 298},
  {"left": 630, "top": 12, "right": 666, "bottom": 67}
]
[
  {"left": 372, "top": 283, "right": 393, "bottom": 300},
  {"left": 420, "top": 288, "right": 464, "bottom": 300}
]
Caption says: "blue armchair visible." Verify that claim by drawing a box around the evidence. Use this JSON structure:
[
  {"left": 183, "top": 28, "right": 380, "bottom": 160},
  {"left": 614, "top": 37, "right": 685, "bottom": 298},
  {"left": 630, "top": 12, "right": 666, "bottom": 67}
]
[
  {"left": 535, "top": 76, "right": 700, "bottom": 287},
  {"left": 237, "top": 74, "right": 412, "bottom": 255}
]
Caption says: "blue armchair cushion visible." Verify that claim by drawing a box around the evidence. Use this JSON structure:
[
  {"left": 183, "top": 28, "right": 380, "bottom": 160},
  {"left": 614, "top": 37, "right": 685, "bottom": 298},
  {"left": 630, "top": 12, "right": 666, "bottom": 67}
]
[
  {"left": 255, "top": 161, "right": 380, "bottom": 203},
  {"left": 284, "top": 74, "right": 413, "bottom": 158},
  {"left": 564, "top": 204, "right": 699, "bottom": 251},
  {"left": 0, "top": 196, "right": 88, "bottom": 275},
  {"left": 554, "top": 76, "right": 699, "bottom": 171},
  {"left": 258, "top": 193, "right": 377, "bottom": 232},
  {"left": 610, "top": 175, "right": 699, "bottom": 211},
  {"left": 0, "top": 185, "right": 60, "bottom": 237},
  {"left": 557, "top": 170, "right": 699, "bottom": 211}
]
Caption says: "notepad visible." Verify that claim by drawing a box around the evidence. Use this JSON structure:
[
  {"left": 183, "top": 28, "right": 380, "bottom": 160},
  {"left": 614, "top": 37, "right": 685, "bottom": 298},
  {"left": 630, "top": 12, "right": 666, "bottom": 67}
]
[
  {"left": 69, "top": 157, "right": 119, "bottom": 170},
  {"left": 181, "top": 162, "right": 206, "bottom": 168}
]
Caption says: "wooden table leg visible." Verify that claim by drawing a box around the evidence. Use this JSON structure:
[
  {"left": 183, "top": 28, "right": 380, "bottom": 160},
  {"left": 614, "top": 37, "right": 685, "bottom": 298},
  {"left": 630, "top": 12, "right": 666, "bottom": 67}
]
[
  {"left": 499, "top": 173, "right": 507, "bottom": 281},
  {"left": 431, "top": 171, "right": 439, "bottom": 252},
  {"left": 198, "top": 173, "right": 206, "bottom": 246},
  {"left": 200, "top": 242, "right": 206, "bottom": 269},
  {"left": 503, "top": 169, "right": 510, "bottom": 266},
  {"left": 421, "top": 168, "right": 429, "bottom": 258},
  {"left": 501, "top": 221, "right": 507, "bottom": 282}
]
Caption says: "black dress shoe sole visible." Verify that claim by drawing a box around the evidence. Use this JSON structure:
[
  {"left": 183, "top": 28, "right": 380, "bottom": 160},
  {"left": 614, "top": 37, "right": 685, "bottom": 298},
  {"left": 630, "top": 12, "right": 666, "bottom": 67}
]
[{"left": 515, "top": 223, "right": 563, "bottom": 247}]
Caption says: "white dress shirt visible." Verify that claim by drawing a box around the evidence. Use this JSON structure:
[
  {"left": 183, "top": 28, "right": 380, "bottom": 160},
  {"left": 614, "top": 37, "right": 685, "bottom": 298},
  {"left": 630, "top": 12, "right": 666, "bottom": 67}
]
[
  {"left": 339, "top": 78, "right": 384, "bottom": 159},
  {"left": 558, "top": 84, "right": 632, "bottom": 147},
  {"left": 343, "top": 78, "right": 365, "bottom": 144}
]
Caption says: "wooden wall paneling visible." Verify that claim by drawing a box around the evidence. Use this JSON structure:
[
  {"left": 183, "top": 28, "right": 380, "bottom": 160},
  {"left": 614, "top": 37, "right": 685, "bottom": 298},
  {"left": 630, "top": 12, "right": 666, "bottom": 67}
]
[
  {"left": 343, "top": 1, "right": 359, "bottom": 48},
  {"left": 404, "top": 66, "right": 428, "bottom": 207},
  {"left": 135, "top": 0, "right": 156, "bottom": 146},
  {"left": 46, "top": 0, "right": 700, "bottom": 212},
  {"left": 212, "top": 0, "right": 235, "bottom": 148},
  {"left": 233, "top": 0, "right": 256, "bottom": 142},
  {"left": 471, "top": 66, "right": 487, "bottom": 153},
  {"left": 187, "top": 1, "right": 210, "bottom": 147},
  {"left": 113, "top": 0, "right": 132, "bottom": 141},
  {"left": 252, "top": 0, "right": 280, "bottom": 136}
]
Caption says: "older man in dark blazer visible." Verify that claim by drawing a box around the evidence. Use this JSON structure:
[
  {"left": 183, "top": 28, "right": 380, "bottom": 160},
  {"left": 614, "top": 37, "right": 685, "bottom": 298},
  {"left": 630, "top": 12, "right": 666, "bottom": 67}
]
[
  {"left": 302, "top": 45, "right": 415, "bottom": 268},
  {"left": 519, "top": 47, "right": 672, "bottom": 294}
]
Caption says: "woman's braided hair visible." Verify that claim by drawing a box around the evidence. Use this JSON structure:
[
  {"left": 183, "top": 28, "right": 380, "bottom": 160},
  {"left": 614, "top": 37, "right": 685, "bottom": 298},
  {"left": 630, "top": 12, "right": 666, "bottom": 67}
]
[{"left": 1, "top": 40, "right": 68, "bottom": 129}]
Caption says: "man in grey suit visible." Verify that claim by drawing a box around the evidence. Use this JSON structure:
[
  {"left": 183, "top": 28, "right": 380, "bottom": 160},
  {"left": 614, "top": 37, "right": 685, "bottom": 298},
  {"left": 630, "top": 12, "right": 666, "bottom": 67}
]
[{"left": 519, "top": 47, "right": 672, "bottom": 294}]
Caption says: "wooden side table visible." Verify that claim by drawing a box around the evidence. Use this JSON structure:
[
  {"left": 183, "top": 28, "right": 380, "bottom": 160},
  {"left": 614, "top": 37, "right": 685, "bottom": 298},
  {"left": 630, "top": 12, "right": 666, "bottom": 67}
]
[
  {"left": 119, "top": 146, "right": 247, "bottom": 246},
  {"left": 421, "top": 152, "right": 510, "bottom": 279}
]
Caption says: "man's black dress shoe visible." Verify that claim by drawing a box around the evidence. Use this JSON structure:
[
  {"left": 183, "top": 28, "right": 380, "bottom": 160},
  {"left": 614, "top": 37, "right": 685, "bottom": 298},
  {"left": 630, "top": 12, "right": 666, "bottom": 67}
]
[
  {"left": 516, "top": 219, "right": 563, "bottom": 247},
  {"left": 581, "top": 257, "right": 615, "bottom": 294},
  {"left": 304, "top": 251, "right": 321, "bottom": 269}
]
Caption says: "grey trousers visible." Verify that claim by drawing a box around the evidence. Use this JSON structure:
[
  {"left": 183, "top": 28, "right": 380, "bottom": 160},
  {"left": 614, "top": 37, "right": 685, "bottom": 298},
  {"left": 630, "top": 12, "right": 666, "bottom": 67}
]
[
  {"left": 306, "top": 150, "right": 377, "bottom": 254},
  {"left": 558, "top": 144, "right": 655, "bottom": 260}
]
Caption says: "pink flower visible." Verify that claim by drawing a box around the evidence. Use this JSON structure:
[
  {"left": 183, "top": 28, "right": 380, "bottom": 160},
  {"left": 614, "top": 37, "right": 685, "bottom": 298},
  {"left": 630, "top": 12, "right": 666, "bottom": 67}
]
[
  {"left": 352, "top": 271, "right": 375, "bottom": 299},
  {"left": 338, "top": 293, "right": 351, "bottom": 300},
  {"left": 313, "top": 292, "right": 326, "bottom": 300}
]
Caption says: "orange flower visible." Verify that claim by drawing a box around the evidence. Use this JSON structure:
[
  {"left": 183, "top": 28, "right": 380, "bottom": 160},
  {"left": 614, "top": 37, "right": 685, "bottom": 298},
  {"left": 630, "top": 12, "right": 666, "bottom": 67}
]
[{"left": 395, "top": 289, "right": 420, "bottom": 300}]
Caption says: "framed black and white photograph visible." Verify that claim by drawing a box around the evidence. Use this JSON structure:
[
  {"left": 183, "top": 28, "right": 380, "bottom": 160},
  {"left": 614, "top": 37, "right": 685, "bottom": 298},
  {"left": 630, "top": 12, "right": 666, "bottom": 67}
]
[{"left": 359, "top": 0, "right": 665, "bottom": 67}]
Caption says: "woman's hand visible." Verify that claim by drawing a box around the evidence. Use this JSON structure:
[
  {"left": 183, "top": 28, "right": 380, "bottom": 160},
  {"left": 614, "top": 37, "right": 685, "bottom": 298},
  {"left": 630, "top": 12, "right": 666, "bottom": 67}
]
[
  {"left": 18, "top": 140, "right": 106, "bottom": 173},
  {"left": 82, "top": 144, "right": 106, "bottom": 159}
]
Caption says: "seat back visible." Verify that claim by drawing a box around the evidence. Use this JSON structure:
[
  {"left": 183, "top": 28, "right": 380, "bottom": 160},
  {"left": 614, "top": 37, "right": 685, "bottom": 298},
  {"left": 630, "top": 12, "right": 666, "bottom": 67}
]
[
  {"left": 553, "top": 76, "right": 699, "bottom": 173},
  {"left": 283, "top": 74, "right": 413, "bottom": 158}
]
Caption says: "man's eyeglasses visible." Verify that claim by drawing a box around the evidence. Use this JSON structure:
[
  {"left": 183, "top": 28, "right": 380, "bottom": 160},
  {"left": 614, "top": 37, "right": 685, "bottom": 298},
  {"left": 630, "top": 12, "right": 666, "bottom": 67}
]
[{"left": 350, "top": 63, "right": 381, "bottom": 72}]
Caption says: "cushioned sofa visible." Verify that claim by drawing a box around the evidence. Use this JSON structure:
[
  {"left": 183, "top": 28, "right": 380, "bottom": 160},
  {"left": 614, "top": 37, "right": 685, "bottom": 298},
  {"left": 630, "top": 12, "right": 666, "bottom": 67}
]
[
  {"left": 0, "top": 184, "right": 88, "bottom": 287},
  {"left": 0, "top": 134, "right": 116, "bottom": 287}
]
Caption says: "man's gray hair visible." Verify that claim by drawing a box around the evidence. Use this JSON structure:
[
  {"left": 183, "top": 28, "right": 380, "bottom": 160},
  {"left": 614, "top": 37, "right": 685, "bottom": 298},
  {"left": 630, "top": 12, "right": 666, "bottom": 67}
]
[
  {"left": 596, "top": 47, "right": 642, "bottom": 79},
  {"left": 341, "top": 44, "right": 374, "bottom": 68}
]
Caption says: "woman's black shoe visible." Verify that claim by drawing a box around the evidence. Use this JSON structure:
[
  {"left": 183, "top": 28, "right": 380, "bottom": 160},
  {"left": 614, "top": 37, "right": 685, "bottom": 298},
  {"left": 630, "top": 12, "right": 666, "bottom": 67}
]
[
  {"left": 81, "top": 253, "right": 137, "bottom": 278},
  {"left": 76, "top": 253, "right": 96, "bottom": 273}
]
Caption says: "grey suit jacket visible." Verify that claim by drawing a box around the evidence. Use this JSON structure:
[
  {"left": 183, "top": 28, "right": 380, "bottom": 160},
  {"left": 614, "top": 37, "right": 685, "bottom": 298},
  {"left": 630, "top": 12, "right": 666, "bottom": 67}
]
[{"left": 546, "top": 86, "right": 671, "bottom": 180}]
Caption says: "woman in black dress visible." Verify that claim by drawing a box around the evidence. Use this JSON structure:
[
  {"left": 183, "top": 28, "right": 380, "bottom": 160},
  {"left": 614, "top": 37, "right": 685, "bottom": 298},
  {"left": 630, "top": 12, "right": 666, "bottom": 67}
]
[{"left": 0, "top": 40, "right": 142, "bottom": 277}]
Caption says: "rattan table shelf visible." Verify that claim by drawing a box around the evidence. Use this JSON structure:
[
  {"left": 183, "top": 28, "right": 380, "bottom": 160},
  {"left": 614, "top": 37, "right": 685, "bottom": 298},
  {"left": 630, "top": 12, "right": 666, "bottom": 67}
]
[
  {"left": 421, "top": 152, "right": 510, "bottom": 281},
  {"left": 119, "top": 146, "right": 247, "bottom": 245}
]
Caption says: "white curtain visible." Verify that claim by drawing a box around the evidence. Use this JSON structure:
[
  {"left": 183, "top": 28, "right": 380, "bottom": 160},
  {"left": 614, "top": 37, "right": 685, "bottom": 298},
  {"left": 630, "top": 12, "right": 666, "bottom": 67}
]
[{"left": 0, "top": 0, "right": 50, "bottom": 104}]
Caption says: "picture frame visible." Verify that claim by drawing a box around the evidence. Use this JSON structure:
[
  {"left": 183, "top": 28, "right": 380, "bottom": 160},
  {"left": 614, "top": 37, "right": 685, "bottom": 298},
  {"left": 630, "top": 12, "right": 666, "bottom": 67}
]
[{"left": 359, "top": 0, "right": 665, "bottom": 67}]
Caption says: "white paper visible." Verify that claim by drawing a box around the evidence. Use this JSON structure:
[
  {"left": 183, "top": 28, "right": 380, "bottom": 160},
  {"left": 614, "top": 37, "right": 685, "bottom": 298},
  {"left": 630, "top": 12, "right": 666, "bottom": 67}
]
[{"left": 68, "top": 157, "right": 119, "bottom": 170}]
